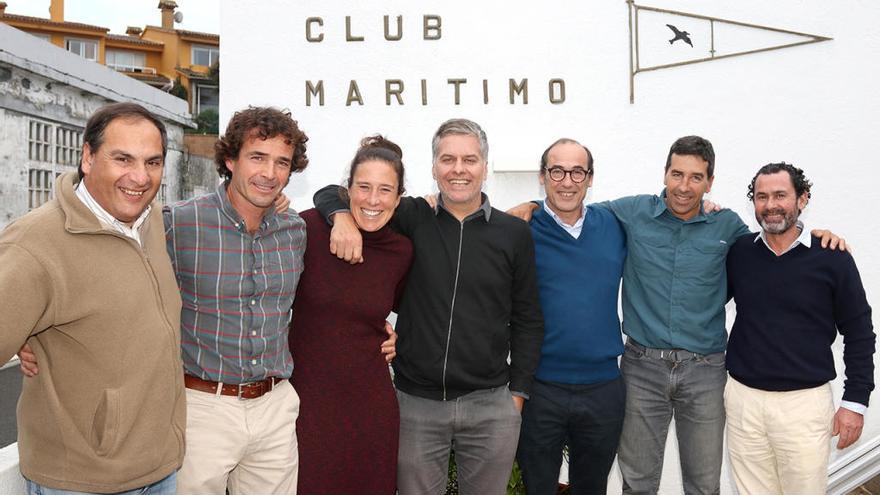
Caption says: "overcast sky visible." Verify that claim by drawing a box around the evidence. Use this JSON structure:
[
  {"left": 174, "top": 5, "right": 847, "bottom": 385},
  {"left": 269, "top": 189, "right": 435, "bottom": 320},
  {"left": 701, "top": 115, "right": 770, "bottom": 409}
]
[{"left": 5, "top": 0, "right": 219, "bottom": 35}]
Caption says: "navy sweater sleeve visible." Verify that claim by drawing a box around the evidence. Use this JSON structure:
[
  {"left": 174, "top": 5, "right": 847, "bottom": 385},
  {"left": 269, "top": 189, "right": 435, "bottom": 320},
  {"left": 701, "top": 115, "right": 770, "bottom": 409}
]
[{"left": 833, "top": 253, "right": 875, "bottom": 406}]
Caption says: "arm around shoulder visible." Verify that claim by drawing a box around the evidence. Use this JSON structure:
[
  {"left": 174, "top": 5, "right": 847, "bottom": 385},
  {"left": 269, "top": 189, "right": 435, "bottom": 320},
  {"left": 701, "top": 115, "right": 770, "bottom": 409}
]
[{"left": 0, "top": 243, "right": 54, "bottom": 362}]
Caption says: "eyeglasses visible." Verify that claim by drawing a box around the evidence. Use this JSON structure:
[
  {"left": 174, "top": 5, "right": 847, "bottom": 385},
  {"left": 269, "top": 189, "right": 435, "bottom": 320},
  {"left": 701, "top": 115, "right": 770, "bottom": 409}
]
[{"left": 544, "top": 166, "right": 592, "bottom": 183}]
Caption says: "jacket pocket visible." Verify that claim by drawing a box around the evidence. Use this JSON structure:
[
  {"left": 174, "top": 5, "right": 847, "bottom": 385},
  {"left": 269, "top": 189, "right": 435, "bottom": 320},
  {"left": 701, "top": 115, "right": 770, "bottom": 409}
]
[{"left": 89, "top": 388, "right": 120, "bottom": 457}]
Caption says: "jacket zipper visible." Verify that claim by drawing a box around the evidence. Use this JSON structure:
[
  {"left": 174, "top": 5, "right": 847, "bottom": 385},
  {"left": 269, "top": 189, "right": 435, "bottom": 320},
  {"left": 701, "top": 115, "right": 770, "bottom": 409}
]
[{"left": 441, "top": 220, "right": 464, "bottom": 401}]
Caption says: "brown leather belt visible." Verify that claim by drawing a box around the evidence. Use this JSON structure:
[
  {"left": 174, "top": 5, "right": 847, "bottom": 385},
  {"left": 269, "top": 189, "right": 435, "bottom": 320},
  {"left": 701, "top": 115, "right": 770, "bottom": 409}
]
[{"left": 184, "top": 374, "right": 285, "bottom": 400}]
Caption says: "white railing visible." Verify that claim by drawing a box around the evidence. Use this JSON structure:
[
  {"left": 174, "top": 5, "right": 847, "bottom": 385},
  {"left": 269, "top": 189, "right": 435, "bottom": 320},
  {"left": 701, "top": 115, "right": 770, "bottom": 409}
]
[
  {"left": 107, "top": 64, "right": 157, "bottom": 74},
  {"left": 0, "top": 444, "right": 25, "bottom": 494}
]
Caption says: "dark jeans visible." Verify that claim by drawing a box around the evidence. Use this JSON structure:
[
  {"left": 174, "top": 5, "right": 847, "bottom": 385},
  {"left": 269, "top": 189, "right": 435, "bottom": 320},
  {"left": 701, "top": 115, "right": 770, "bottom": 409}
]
[{"left": 517, "top": 377, "right": 626, "bottom": 495}]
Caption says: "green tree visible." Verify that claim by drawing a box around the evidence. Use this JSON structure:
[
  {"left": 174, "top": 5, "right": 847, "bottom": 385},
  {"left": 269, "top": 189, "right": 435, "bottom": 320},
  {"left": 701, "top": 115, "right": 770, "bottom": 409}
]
[{"left": 194, "top": 108, "right": 219, "bottom": 135}]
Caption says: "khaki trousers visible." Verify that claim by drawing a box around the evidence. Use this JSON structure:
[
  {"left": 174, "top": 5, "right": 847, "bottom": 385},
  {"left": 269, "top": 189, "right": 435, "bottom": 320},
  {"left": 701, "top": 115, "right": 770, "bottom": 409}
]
[
  {"left": 724, "top": 377, "right": 833, "bottom": 495},
  {"left": 177, "top": 379, "right": 300, "bottom": 495}
]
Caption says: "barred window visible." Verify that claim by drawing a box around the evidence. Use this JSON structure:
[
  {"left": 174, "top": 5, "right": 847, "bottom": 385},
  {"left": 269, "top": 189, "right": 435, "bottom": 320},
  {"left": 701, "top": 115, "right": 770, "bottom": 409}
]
[
  {"left": 28, "top": 169, "right": 55, "bottom": 210},
  {"left": 29, "top": 121, "right": 51, "bottom": 162},
  {"left": 56, "top": 127, "right": 83, "bottom": 166}
]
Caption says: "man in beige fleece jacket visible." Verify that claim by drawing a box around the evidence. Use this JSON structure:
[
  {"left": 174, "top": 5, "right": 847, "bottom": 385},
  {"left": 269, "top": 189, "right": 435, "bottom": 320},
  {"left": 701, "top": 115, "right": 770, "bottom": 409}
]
[{"left": 0, "top": 102, "right": 185, "bottom": 494}]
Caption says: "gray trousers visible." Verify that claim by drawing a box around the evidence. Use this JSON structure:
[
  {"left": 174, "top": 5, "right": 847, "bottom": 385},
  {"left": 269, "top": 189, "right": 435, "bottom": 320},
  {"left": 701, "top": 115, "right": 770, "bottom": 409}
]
[
  {"left": 396, "top": 386, "right": 522, "bottom": 495},
  {"left": 617, "top": 341, "right": 727, "bottom": 495}
]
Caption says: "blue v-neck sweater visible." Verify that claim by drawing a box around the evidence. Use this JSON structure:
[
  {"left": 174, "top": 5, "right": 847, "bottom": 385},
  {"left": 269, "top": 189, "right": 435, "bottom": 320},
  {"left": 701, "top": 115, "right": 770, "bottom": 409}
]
[{"left": 530, "top": 204, "right": 627, "bottom": 384}]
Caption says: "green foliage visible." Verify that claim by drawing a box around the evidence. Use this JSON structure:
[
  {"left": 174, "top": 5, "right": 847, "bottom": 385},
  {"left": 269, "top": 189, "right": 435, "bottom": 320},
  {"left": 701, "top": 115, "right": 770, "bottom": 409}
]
[
  {"left": 193, "top": 108, "right": 219, "bottom": 135},
  {"left": 444, "top": 450, "right": 527, "bottom": 495},
  {"left": 169, "top": 77, "right": 187, "bottom": 101},
  {"left": 507, "top": 462, "right": 525, "bottom": 494},
  {"left": 208, "top": 61, "right": 219, "bottom": 85}
]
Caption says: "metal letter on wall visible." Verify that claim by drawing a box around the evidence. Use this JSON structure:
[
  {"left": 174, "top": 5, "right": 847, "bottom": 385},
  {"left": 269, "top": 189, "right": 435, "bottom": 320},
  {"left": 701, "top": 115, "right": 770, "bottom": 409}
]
[{"left": 626, "top": 0, "right": 832, "bottom": 103}]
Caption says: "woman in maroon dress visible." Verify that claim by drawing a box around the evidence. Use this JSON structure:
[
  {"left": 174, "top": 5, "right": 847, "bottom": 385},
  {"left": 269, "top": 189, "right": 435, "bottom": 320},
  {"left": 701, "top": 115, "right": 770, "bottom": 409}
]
[{"left": 290, "top": 136, "right": 413, "bottom": 494}]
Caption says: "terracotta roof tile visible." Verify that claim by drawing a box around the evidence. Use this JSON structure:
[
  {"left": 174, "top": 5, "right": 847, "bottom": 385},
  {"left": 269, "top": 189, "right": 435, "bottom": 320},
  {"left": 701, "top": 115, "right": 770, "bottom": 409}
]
[
  {"left": 105, "top": 33, "right": 164, "bottom": 47},
  {"left": 0, "top": 13, "right": 108, "bottom": 32}
]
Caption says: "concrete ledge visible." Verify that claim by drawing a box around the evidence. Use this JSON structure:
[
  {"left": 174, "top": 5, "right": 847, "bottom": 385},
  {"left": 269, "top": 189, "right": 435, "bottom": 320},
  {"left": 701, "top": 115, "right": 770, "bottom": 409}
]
[
  {"left": 0, "top": 443, "right": 24, "bottom": 495},
  {"left": 829, "top": 437, "right": 880, "bottom": 495}
]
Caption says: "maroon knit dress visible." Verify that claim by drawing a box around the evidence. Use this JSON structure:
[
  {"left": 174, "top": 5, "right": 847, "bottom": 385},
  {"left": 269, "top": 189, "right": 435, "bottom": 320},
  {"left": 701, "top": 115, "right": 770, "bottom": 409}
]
[{"left": 290, "top": 209, "right": 413, "bottom": 495}]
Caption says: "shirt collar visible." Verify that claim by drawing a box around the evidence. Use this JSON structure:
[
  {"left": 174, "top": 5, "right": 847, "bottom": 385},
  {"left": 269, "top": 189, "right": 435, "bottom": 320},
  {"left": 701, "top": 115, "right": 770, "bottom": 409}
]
[
  {"left": 75, "top": 179, "right": 151, "bottom": 244},
  {"left": 754, "top": 220, "right": 811, "bottom": 255},
  {"left": 215, "top": 182, "right": 277, "bottom": 232},
  {"left": 656, "top": 188, "right": 713, "bottom": 223},
  {"left": 434, "top": 192, "right": 492, "bottom": 221},
  {"left": 542, "top": 201, "right": 587, "bottom": 228}
]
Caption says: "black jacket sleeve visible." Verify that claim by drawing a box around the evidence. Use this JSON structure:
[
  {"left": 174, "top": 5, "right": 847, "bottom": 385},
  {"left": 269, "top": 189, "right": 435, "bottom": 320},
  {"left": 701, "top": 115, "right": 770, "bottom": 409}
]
[{"left": 507, "top": 220, "right": 544, "bottom": 396}]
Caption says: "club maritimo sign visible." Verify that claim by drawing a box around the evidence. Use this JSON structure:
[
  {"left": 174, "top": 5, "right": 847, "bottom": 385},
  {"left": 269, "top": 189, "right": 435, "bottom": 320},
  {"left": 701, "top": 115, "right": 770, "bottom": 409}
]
[{"left": 301, "top": 15, "right": 567, "bottom": 108}]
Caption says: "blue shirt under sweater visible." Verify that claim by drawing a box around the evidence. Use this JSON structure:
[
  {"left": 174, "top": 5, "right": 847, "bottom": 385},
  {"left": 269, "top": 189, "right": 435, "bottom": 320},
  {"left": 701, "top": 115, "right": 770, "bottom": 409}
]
[
  {"left": 726, "top": 234, "right": 875, "bottom": 406},
  {"left": 530, "top": 203, "right": 626, "bottom": 384}
]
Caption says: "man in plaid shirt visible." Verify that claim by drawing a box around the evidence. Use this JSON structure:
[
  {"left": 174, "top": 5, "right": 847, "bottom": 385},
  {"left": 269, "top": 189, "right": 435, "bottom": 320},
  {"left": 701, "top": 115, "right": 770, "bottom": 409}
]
[{"left": 165, "top": 107, "right": 309, "bottom": 494}]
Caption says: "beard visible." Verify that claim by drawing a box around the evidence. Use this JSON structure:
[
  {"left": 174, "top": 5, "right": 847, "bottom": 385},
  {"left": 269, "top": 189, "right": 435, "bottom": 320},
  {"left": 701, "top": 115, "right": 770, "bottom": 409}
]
[{"left": 757, "top": 208, "right": 799, "bottom": 235}]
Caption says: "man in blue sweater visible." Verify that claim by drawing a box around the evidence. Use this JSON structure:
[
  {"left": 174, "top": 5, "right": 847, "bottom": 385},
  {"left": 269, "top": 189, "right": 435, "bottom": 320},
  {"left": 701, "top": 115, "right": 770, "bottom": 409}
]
[
  {"left": 515, "top": 139, "right": 627, "bottom": 494},
  {"left": 725, "top": 162, "right": 874, "bottom": 495}
]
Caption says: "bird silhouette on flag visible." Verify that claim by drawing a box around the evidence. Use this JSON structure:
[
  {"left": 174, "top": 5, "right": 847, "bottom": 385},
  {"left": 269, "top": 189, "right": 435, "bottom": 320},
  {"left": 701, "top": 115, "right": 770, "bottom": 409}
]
[{"left": 666, "top": 24, "right": 693, "bottom": 47}]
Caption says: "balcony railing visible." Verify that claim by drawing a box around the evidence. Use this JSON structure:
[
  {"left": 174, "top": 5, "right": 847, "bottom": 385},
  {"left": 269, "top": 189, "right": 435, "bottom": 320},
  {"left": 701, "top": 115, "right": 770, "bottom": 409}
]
[{"left": 107, "top": 64, "right": 157, "bottom": 74}]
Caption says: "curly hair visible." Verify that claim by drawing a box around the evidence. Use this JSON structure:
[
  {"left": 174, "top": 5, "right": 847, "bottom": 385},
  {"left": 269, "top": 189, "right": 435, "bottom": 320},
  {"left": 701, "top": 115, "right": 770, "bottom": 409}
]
[
  {"left": 214, "top": 107, "right": 308, "bottom": 181},
  {"left": 747, "top": 162, "right": 812, "bottom": 201}
]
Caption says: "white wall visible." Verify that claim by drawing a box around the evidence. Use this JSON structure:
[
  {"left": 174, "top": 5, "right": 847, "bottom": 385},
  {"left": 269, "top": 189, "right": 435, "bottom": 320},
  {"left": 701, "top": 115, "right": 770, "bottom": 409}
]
[{"left": 222, "top": 1, "right": 880, "bottom": 492}]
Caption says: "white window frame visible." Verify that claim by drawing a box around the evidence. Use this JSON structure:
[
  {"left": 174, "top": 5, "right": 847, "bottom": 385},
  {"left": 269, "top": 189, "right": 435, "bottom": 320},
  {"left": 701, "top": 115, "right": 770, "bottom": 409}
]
[
  {"left": 193, "top": 84, "right": 219, "bottom": 115},
  {"left": 28, "top": 120, "right": 52, "bottom": 163},
  {"left": 27, "top": 119, "right": 81, "bottom": 210},
  {"left": 55, "top": 127, "right": 83, "bottom": 167},
  {"left": 65, "top": 37, "right": 98, "bottom": 61},
  {"left": 191, "top": 45, "right": 219, "bottom": 67},
  {"left": 105, "top": 49, "right": 147, "bottom": 72}
]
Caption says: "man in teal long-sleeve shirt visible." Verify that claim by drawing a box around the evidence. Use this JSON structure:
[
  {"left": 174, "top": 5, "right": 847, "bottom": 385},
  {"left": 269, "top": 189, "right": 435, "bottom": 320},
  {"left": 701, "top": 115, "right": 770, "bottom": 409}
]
[{"left": 607, "top": 136, "right": 745, "bottom": 495}]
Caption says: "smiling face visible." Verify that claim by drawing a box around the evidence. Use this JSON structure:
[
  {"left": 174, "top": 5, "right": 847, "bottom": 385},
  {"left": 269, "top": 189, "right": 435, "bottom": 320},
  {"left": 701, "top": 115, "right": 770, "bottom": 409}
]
[
  {"left": 225, "top": 134, "right": 293, "bottom": 222},
  {"left": 540, "top": 142, "right": 592, "bottom": 225},
  {"left": 432, "top": 133, "right": 488, "bottom": 218},
  {"left": 349, "top": 159, "right": 402, "bottom": 232},
  {"left": 80, "top": 117, "right": 164, "bottom": 226},
  {"left": 663, "top": 153, "right": 714, "bottom": 220},
  {"left": 753, "top": 171, "right": 807, "bottom": 235}
]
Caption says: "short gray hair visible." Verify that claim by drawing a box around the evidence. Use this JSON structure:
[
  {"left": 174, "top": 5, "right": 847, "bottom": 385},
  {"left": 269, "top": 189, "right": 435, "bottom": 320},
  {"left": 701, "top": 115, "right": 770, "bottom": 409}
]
[{"left": 431, "top": 118, "right": 488, "bottom": 163}]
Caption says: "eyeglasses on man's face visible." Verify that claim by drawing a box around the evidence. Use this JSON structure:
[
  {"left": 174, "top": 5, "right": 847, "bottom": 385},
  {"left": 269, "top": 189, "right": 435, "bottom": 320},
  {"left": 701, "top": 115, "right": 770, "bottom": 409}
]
[{"left": 544, "top": 166, "right": 592, "bottom": 183}]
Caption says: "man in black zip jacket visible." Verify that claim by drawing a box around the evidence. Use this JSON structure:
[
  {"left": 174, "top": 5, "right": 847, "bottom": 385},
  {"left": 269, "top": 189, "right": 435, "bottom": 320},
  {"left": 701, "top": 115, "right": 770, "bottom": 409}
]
[{"left": 314, "top": 118, "right": 544, "bottom": 495}]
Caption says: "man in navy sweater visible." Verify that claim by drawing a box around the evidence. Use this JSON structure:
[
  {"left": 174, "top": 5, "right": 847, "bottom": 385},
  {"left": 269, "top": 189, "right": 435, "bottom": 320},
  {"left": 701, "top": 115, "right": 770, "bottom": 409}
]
[
  {"left": 725, "top": 162, "right": 875, "bottom": 495},
  {"left": 515, "top": 138, "right": 627, "bottom": 495}
]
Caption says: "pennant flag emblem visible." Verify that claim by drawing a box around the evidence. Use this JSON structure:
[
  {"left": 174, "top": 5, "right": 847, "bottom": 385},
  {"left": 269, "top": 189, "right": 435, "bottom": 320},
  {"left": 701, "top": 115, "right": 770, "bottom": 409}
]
[{"left": 627, "top": 0, "right": 832, "bottom": 102}]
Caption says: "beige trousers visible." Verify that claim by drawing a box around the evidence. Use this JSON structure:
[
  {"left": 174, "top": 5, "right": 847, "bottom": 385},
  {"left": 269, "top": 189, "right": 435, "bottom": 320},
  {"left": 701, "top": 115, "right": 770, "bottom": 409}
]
[
  {"left": 177, "top": 379, "right": 300, "bottom": 495},
  {"left": 724, "top": 377, "right": 834, "bottom": 495}
]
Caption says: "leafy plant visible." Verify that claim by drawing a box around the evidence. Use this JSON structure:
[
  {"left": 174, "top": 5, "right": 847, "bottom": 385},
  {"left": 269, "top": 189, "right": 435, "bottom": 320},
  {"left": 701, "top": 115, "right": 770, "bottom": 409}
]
[
  {"left": 194, "top": 108, "right": 219, "bottom": 134},
  {"left": 444, "top": 450, "right": 527, "bottom": 495},
  {"left": 168, "top": 76, "right": 187, "bottom": 101}
]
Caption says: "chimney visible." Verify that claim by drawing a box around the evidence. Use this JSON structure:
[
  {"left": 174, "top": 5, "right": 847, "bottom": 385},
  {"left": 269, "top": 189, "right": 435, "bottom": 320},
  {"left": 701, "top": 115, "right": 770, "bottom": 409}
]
[
  {"left": 49, "top": 0, "right": 64, "bottom": 23},
  {"left": 0, "top": 3, "right": 7, "bottom": 16},
  {"left": 158, "top": 0, "right": 177, "bottom": 30},
  {"left": 126, "top": 26, "right": 143, "bottom": 36}
]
